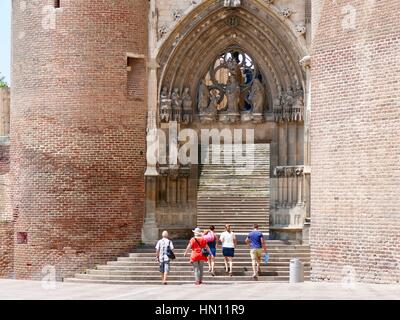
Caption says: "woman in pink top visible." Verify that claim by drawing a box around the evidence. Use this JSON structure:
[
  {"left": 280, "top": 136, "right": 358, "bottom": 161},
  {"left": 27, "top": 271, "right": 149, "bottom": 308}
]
[{"left": 203, "top": 226, "right": 217, "bottom": 276}]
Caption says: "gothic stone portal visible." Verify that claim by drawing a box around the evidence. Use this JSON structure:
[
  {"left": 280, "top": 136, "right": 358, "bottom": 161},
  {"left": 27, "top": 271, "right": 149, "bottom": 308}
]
[{"left": 143, "top": 0, "right": 309, "bottom": 243}]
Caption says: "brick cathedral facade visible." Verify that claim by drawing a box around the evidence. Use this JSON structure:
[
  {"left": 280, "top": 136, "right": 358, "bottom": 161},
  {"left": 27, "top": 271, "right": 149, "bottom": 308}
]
[{"left": 0, "top": 0, "right": 399, "bottom": 284}]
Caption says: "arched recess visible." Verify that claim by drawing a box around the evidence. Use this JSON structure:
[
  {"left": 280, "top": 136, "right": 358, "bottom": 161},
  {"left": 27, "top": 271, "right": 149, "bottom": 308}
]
[{"left": 157, "top": 0, "right": 308, "bottom": 113}]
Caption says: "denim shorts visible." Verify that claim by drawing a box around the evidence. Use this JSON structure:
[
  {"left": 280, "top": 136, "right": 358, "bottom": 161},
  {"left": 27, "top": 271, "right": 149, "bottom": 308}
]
[
  {"left": 209, "top": 248, "right": 217, "bottom": 257},
  {"left": 159, "top": 261, "right": 170, "bottom": 273}
]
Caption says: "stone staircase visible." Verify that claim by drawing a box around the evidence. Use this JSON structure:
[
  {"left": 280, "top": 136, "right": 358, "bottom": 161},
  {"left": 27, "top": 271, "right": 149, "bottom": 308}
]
[
  {"left": 197, "top": 144, "right": 270, "bottom": 235},
  {"left": 64, "top": 144, "right": 311, "bottom": 285},
  {"left": 64, "top": 240, "right": 310, "bottom": 285}
]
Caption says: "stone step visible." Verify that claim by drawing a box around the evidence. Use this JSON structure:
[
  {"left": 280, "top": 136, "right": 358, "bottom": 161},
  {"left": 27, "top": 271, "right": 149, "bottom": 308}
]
[
  {"left": 199, "top": 171, "right": 269, "bottom": 175},
  {"left": 86, "top": 269, "right": 310, "bottom": 277},
  {"left": 197, "top": 214, "right": 268, "bottom": 217},
  {"left": 195, "top": 227, "right": 269, "bottom": 232},
  {"left": 135, "top": 244, "right": 307, "bottom": 251},
  {"left": 64, "top": 278, "right": 306, "bottom": 285},
  {"left": 196, "top": 222, "right": 269, "bottom": 225},
  {"left": 197, "top": 202, "right": 269, "bottom": 205},
  {"left": 107, "top": 260, "right": 309, "bottom": 267},
  {"left": 200, "top": 171, "right": 269, "bottom": 173},
  {"left": 96, "top": 265, "right": 310, "bottom": 272},
  {"left": 128, "top": 249, "right": 309, "bottom": 257},
  {"left": 99, "top": 261, "right": 310, "bottom": 270},
  {"left": 197, "top": 206, "right": 269, "bottom": 210},
  {"left": 117, "top": 254, "right": 310, "bottom": 263},
  {"left": 197, "top": 212, "right": 268, "bottom": 215},
  {"left": 72, "top": 274, "right": 310, "bottom": 282},
  {"left": 117, "top": 257, "right": 310, "bottom": 264},
  {"left": 195, "top": 230, "right": 270, "bottom": 234},
  {"left": 197, "top": 215, "right": 269, "bottom": 218},
  {"left": 197, "top": 215, "right": 268, "bottom": 218},
  {"left": 197, "top": 197, "right": 269, "bottom": 200},
  {"left": 199, "top": 181, "right": 269, "bottom": 185},
  {"left": 197, "top": 192, "right": 269, "bottom": 196},
  {"left": 198, "top": 185, "right": 269, "bottom": 188}
]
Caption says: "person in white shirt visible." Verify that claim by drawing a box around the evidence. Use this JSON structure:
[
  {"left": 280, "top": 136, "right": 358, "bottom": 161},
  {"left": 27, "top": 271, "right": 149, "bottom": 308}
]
[
  {"left": 155, "top": 230, "right": 174, "bottom": 285},
  {"left": 219, "top": 224, "right": 237, "bottom": 276}
]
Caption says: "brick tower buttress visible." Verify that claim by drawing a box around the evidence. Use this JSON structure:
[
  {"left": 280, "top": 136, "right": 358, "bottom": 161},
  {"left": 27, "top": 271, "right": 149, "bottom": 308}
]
[
  {"left": 310, "top": 0, "right": 400, "bottom": 283},
  {"left": 11, "top": 0, "right": 149, "bottom": 280}
]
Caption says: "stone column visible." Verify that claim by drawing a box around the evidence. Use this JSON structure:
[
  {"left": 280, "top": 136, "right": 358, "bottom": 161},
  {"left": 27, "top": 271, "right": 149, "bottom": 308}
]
[
  {"left": 142, "top": 0, "right": 159, "bottom": 243},
  {"left": 144, "top": 0, "right": 160, "bottom": 177},
  {"left": 279, "top": 123, "right": 288, "bottom": 166},
  {"left": 288, "top": 123, "right": 297, "bottom": 166},
  {"left": 0, "top": 87, "right": 10, "bottom": 139},
  {"left": 297, "top": 173, "right": 303, "bottom": 206},
  {"left": 301, "top": 58, "right": 311, "bottom": 221},
  {"left": 142, "top": 176, "right": 159, "bottom": 243}
]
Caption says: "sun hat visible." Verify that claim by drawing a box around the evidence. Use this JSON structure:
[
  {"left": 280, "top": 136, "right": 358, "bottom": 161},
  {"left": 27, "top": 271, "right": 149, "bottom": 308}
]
[{"left": 192, "top": 227, "right": 202, "bottom": 237}]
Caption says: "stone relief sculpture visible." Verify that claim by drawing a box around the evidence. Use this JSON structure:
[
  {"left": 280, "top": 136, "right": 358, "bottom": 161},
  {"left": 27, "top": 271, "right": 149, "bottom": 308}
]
[
  {"left": 205, "top": 89, "right": 219, "bottom": 119},
  {"left": 162, "top": 51, "right": 271, "bottom": 124},
  {"left": 159, "top": 86, "right": 194, "bottom": 124},
  {"left": 198, "top": 80, "right": 209, "bottom": 114},
  {"left": 249, "top": 78, "right": 265, "bottom": 114},
  {"left": 224, "top": 0, "right": 241, "bottom": 8},
  {"left": 273, "top": 85, "right": 304, "bottom": 123},
  {"left": 182, "top": 87, "right": 193, "bottom": 124},
  {"left": 226, "top": 75, "right": 240, "bottom": 114},
  {"left": 282, "top": 87, "right": 294, "bottom": 120},
  {"left": 159, "top": 87, "right": 172, "bottom": 123},
  {"left": 171, "top": 88, "right": 183, "bottom": 122},
  {"left": 292, "top": 86, "right": 304, "bottom": 121}
]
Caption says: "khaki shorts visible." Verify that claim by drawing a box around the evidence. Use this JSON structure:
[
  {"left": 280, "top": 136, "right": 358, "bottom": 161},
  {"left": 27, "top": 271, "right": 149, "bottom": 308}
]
[{"left": 250, "top": 249, "right": 263, "bottom": 261}]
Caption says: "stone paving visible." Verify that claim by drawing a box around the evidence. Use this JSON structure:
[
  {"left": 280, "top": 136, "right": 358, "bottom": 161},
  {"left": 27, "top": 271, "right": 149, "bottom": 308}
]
[{"left": 0, "top": 279, "right": 399, "bottom": 300}]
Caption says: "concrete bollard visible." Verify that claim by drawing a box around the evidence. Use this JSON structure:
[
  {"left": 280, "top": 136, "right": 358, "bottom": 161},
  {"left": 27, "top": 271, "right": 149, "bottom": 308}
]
[{"left": 289, "top": 258, "right": 304, "bottom": 283}]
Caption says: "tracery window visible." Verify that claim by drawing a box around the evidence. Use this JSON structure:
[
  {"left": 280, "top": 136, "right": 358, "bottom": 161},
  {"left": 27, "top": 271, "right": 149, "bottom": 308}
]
[{"left": 201, "top": 49, "right": 263, "bottom": 112}]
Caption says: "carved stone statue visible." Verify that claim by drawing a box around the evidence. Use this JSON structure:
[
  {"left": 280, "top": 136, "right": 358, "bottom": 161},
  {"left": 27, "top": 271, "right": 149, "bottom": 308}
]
[
  {"left": 249, "top": 78, "right": 265, "bottom": 114},
  {"left": 198, "top": 80, "right": 209, "bottom": 113},
  {"left": 159, "top": 86, "right": 172, "bottom": 122},
  {"left": 182, "top": 87, "right": 193, "bottom": 124},
  {"left": 224, "top": 0, "right": 241, "bottom": 8},
  {"left": 171, "top": 88, "right": 182, "bottom": 122},
  {"left": 182, "top": 87, "right": 192, "bottom": 111},
  {"left": 282, "top": 87, "right": 294, "bottom": 120},
  {"left": 226, "top": 75, "right": 240, "bottom": 113},
  {"left": 206, "top": 89, "right": 219, "bottom": 118},
  {"left": 292, "top": 85, "right": 304, "bottom": 121},
  {"left": 283, "top": 87, "right": 295, "bottom": 109}
]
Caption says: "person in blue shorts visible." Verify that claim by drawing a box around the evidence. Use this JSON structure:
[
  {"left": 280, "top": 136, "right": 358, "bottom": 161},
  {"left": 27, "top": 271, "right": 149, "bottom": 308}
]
[
  {"left": 203, "top": 226, "right": 217, "bottom": 276},
  {"left": 245, "top": 224, "right": 267, "bottom": 280}
]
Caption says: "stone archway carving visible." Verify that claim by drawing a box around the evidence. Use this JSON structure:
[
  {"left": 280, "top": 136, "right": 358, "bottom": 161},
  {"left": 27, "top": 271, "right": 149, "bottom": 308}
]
[{"left": 156, "top": 0, "right": 308, "bottom": 124}]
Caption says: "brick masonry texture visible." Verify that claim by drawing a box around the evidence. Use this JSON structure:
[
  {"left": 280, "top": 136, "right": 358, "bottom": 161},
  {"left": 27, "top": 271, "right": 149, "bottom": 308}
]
[
  {"left": 0, "top": 221, "right": 13, "bottom": 278},
  {"left": 11, "top": 0, "right": 148, "bottom": 280},
  {"left": 310, "top": 0, "right": 400, "bottom": 283}
]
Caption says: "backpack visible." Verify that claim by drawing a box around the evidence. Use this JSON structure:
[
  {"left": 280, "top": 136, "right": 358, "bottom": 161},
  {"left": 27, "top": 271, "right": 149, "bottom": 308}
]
[{"left": 194, "top": 238, "right": 209, "bottom": 257}]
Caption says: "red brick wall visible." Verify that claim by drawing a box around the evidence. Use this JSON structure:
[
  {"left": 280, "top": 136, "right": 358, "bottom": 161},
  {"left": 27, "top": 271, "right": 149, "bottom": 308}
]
[
  {"left": 0, "top": 144, "right": 10, "bottom": 174},
  {"left": 0, "top": 113, "right": 12, "bottom": 277},
  {"left": 310, "top": 0, "right": 400, "bottom": 283},
  {"left": 11, "top": 0, "right": 148, "bottom": 280},
  {"left": 0, "top": 221, "right": 13, "bottom": 278}
]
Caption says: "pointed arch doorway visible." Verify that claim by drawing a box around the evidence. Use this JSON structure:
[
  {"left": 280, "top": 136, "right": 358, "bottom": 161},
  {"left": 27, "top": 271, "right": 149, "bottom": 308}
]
[{"left": 143, "top": 0, "right": 310, "bottom": 242}]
